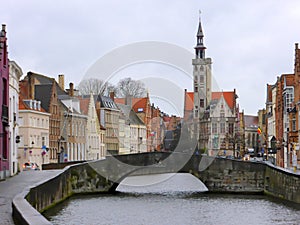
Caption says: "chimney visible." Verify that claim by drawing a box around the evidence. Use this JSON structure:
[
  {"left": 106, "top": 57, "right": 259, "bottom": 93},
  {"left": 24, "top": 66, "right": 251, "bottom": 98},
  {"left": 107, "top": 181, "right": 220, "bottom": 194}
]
[
  {"left": 296, "top": 43, "right": 299, "bottom": 50},
  {"left": 125, "top": 95, "right": 132, "bottom": 107},
  {"left": 69, "top": 83, "right": 74, "bottom": 97},
  {"left": 109, "top": 92, "right": 115, "bottom": 101},
  {"left": 1, "top": 24, "right": 6, "bottom": 37},
  {"left": 28, "top": 72, "right": 35, "bottom": 99},
  {"left": 58, "top": 74, "right": 65, "bottom": 90}
]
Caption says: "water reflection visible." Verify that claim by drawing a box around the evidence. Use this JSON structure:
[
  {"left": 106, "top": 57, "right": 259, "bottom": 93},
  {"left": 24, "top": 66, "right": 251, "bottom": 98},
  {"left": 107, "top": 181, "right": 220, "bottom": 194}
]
[{"left": 44, "top": 174, "right": 300, "bottom": 225}]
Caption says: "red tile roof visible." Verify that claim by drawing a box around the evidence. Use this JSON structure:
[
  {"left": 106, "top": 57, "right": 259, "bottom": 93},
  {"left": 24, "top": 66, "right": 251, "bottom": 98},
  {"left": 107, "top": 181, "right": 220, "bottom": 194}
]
[
  {"left": 244, "top": 115, "right": 258, "bottom": 127},
  {"left": 19, "top": 99, "right": 27, "bottom": 110},
  {"left": 18, "top": 97, "right": 47, "bottom": 112},
  {"left": 115, "top": 97, "right": 149, "bottom": 113},
  {"left": 212, "top": 91, "right": 236, "bottom": 110},
  {"left": 184, "top": 91, "right": 194, "bottom": 111}
]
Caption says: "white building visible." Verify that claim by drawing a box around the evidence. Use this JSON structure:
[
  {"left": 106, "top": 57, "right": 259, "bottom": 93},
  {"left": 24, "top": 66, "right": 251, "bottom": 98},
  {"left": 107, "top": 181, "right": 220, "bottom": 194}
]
[
  {"left": 266, "top": 84, "right": 277, "bottom": 162},
  {"left": 117, "top": 104, "right": 147, "bottom": 153},
  {"left": 200, "top": 91, "right": 238, "bottom": 156},
  {"left": 9, "top": 60, "right": 22, "bottom": 175},
  {"left": 18, "top": 99, "right": 50, "bottom": 170},
  {"left": 59, "top": 94, "right": 87, "bottom": 162},
  {"left": 79, "top": 94, "right": 105, "bottom": 160}
]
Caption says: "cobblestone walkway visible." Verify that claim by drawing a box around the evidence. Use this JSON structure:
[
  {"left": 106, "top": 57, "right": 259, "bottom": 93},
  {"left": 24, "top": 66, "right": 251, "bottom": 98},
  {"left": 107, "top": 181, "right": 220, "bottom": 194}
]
[{"left": 0, "top": 170, "right": 61, "bottom": 225}]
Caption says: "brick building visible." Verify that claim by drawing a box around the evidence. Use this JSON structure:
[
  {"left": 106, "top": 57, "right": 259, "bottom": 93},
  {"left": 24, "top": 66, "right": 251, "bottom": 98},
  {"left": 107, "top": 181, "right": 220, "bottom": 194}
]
[
  {"left": 266, "top": 43, "right": 300, "bottom": 168},
  {"left": 0, "top": 24, "right": 9, "bottom": 179}
]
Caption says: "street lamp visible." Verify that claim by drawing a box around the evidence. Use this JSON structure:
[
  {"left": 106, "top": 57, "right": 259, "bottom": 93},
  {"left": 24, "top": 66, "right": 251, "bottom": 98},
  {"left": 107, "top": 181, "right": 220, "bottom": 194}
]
[
  {"left": 287, "top": 128, "right": 290, "bottom": 168},
  {"left": 57, "top": 136, "right": 65, "bottom": 163}
]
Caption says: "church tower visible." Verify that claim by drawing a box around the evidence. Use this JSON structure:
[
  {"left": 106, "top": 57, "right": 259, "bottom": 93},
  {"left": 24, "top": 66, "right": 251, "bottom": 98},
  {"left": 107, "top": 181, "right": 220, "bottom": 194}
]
[{"left": 192, "top": 13, "right": 212, "bottom": 118}]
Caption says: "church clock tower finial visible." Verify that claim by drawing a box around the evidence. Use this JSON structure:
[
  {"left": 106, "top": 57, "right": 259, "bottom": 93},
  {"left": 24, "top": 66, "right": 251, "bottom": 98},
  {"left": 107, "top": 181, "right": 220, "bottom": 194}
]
[{"left": 195, "top": 10, "right": 206, "bottom": 59}]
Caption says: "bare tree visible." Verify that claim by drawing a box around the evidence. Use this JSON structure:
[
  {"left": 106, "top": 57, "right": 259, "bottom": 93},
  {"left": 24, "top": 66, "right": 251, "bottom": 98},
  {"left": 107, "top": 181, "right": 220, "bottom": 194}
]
[
  {"left": 77, "top": 78, "right": 116, "bottom": 96},
  {"left": 116, "top": 77, "right": 146, "bottom": 97}
]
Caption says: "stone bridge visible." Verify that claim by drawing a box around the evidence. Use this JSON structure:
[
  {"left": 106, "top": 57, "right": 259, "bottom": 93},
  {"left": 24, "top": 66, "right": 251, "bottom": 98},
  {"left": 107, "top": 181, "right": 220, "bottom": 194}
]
[{"left": 12, "top": 152, "right": 300, "bottom": 225}]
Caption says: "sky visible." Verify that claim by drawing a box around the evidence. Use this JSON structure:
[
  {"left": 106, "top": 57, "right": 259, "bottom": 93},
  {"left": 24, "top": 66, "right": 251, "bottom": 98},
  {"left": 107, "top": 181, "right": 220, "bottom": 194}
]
[{"left": 2, "top": 0, "right": 300, "bottom": 116}]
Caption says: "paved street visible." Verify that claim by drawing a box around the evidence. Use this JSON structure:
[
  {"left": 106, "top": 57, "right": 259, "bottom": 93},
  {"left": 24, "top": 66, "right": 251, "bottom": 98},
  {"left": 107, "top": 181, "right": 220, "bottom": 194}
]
[{"left": 0, "top": 170, "right": 61, "bottom": 225}]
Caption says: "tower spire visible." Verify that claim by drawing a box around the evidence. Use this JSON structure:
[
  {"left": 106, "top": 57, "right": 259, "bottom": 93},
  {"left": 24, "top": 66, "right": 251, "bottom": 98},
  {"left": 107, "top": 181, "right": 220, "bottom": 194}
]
[{"left": 195, "top": 11, "right": 206, "bottom": 59}]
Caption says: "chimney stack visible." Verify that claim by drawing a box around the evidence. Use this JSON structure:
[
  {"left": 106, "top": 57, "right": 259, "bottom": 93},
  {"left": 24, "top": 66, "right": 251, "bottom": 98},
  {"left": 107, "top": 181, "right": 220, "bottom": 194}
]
[
  {"left": 28, "top": 72, "right": 35, "bottom": 99},
  {"left": 296, "top": 43, "right": 299, "bottom": 50},
  {"left": 1, "top": 24, "right": 6, "bottom": 37},
  {"left": 69, "top": 83, "right": 74, "bottom": 97},
  {"left": 125, "top": 95, "right": 132, "bottom": 107},
  {"left": 58, "top": 74, "right": 65, "bottom": 90},
  {"left": 110, "top": 92, "right": 115, "bottom": 101}
]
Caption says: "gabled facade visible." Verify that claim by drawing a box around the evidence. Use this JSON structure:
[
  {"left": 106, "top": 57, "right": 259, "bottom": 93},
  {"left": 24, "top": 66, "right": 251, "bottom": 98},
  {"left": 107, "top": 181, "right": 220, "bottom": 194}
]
[
  {"left": 118, "top": 105, "right": 130, "bottom": 154},
  {"left": 150, "top": 105, "right": 164, "bottom": 151},
  {"left": 117, "top": 103, "right": 147, "bottom": 154},
  {"left": 266, "top": 84, "right": 277, "bottom": 151},
  {"left": 59, "top": 86, "right": 87, "bottom": 162},
  {"left": 265, "top": 43, "right": 300, "bottom": 168},
  {"left": 20, "top": 72, "right": 62, "bottom": 163},
  {"left": 275, "top": 74, "right": 294, "bottom": 168},
  {"left": 0, "top": 24, "right": 9, "bottom": 179},
  {"left": 18, "top": 98, "right": 50, "bottom": 170},
  {"left": 79, "top": 94, "right": 105, "bottom": 160},
  {"left": 244, "top": 115, "right": 259, "bottom": 154},
  {"left": 239, "top": 111, "right": 246, "bottom": 155},
  {"left": 183, "top": 90, "right": 196, "bottom": 140},
  {"left": 9, "top": 60, "right": 22, "bottom": 175},
  {"left": 199, "top": 91, "right": 239, "bottom": 157},
  {"left": 115, "top": 94, "right": 152, "bottom": 151},
  {"left": 97, "top": 94, "right": 120, "bottom": 155}
]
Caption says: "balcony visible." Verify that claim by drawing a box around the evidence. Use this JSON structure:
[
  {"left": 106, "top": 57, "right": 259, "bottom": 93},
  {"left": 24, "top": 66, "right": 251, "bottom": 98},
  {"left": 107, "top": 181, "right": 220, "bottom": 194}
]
[{"left": 2, "top": 105, "right": 8, "bottom": 125}]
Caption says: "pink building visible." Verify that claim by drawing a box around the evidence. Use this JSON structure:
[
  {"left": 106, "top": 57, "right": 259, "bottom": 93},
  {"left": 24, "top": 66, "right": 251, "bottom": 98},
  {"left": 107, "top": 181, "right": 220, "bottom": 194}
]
[{"left": 0, "top": 24, "right": 9, "bottom": 180}]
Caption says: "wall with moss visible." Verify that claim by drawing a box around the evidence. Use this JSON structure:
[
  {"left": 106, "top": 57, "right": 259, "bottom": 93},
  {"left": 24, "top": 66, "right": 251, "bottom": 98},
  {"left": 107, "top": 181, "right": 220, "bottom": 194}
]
[{"left": 264, "top": 165, "right": 300, "bottom": 203}]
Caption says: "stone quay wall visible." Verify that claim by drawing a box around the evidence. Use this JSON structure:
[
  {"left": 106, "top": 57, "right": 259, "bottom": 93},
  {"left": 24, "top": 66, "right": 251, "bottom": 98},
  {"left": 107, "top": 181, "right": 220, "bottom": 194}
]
[{"left": 12, "top": 153, "right": 300, "bottom": 224}]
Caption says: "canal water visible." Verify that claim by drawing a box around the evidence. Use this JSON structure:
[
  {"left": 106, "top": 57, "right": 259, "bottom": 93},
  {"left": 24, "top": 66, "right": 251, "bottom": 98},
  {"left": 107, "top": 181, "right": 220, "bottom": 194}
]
[{"left": 44, "top": 173, "right": 300, "bottom": 225}]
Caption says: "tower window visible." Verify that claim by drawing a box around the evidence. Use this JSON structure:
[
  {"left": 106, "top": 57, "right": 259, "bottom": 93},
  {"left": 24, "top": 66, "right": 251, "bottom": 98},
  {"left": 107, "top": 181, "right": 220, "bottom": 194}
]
[
  {"left": 200, "top": 99, "right": 204, "bottom": 108},
  {"left": 200, "top": 75, "right": 204, "bottom": 84}
]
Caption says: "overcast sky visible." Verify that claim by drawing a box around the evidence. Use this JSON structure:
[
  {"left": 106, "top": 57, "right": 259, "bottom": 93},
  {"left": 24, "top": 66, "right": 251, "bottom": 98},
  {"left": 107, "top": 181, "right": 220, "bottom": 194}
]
[{"left": 2, "top": 0, "right": 300, "bottom": 115}]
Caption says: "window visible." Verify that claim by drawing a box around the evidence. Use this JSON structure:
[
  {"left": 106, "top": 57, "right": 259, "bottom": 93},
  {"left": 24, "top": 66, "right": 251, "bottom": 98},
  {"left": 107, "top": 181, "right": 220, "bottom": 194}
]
[
  {"left": 42, "top": 136, "right": 46, "bottom": 146},
  {"left": 229, "top": 123, "right": 234, "bottom": 134},
  {"left": 283, "top": 87, "right": 294, "bottom": 112},
  {"left": 212, "top": 123, "right": 217, "bottom": 134},
  {"left": 200, "top": 75, "right": 204, "bottom": 84},
  {"left": 220, "top": 109, "right": 225, "bottom": 118},
  {"left": 200, "top": 99, "right": 204, "bottom": 108},
  {"left": 3, "top": 131, "right": 8, "bottom": 159},
  {"left": 292, "top": 115, "right": 296, "bottom": 132},
  {"left": 19, "top": 117, "right": 23, "bottom": 126},
  {"left": 220, "top": 123, "right": 225, "bottom": 134}
]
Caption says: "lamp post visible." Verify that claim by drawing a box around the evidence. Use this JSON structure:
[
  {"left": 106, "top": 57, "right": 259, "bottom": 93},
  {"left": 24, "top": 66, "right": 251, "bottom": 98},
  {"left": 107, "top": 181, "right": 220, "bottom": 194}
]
[
  {"left": 57, "top": 136, "right": 65, "bottom": 163},
  {"left": 287, "top": 128, "right": 289, "bottom": 168}
]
